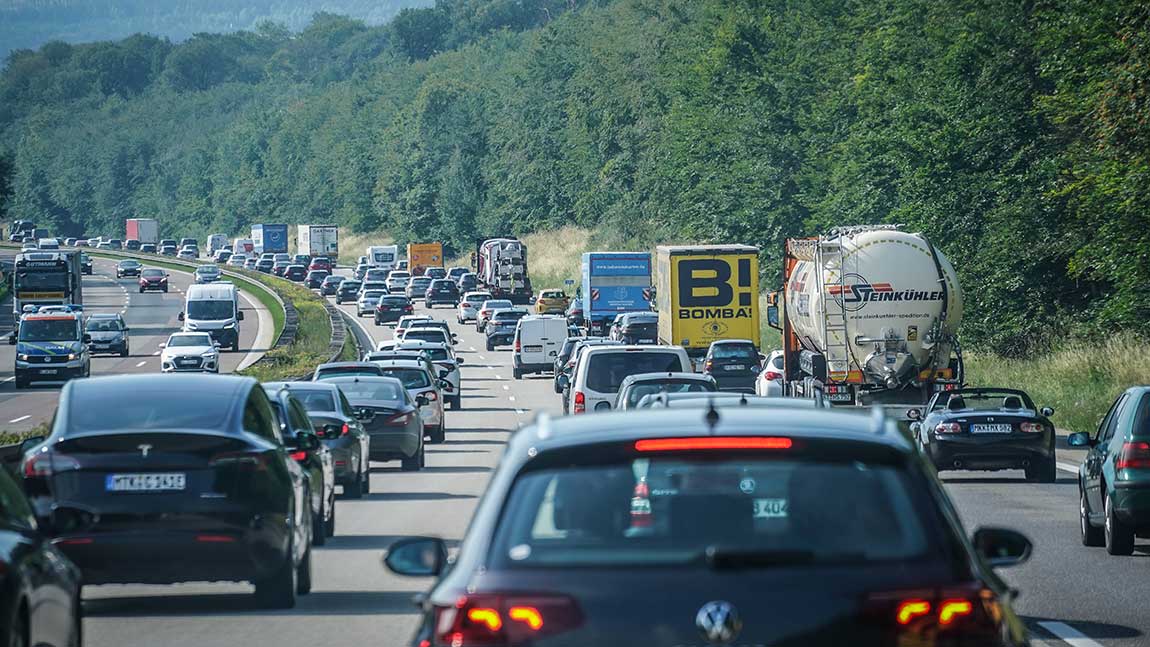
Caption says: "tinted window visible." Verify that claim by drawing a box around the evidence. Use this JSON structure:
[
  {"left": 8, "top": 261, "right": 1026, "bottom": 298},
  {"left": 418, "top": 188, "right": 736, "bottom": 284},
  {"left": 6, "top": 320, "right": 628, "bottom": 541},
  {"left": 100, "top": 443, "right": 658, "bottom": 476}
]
[
  {"left": 187, "top": 300, "right": 233, "bottom": 320},
  {"left": 243, "top": 388, "right": 279, "bottom": 441},
  {"left": 626, "top": 381, "right": 715, "bottom": 408},
  {"left": 490, "top": 457, "right": 929, "bottom": 568},
  {"left": 287, "top": 399, "right": 313, "bottom": 434},
  {"left": 69, "top": 388, "right": 237, "bottom": 432},
  {"left": 292, "top": 389, "right": 337, "bottom": 412},
  {"left": 586, "top": 351, "right": 684, "bottom": 393},
  {"left": 381, "top": 296, "right": 409, "bottom": 305},
  {"left": 362, "top": 291, "right": 386, "bottom": 300},
  {"left": 18, "top": 319, "right": 78, "bottom": 342},
  {"left": 494, "top": 311, "right": 527, "bottom": 322},
  {"left": 86, "top": 318, "right": 124, "bottom": 332},
  {"left": 380, "top": 368, "right": 431, "bottom": 389},
  {"left": 329, "top": 378, "right": 407, "bottom": 404},
  {"left": 711, "top": 344, "right": 758, "bottom": 360},
  {"left": 168, "top": 334, "right": 212, "bottom": 347},
  {"left": 405, "top": 330, "right": 448, "bottom": 343},
  {"left": 142, "top": 269, "right": 165, "bottom": 277},
  {"left": 770, "top": 354, "right": 784, "bottom": 369},
  {"left": 315, "top": 366, "right": 383, "bottom": 380}
]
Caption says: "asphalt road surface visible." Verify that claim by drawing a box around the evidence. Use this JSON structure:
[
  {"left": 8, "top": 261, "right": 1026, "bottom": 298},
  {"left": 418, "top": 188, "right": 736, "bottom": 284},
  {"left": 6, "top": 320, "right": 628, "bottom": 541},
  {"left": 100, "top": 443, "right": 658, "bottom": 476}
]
[
  {"left": 0, "top": 258, "right": 267, "bottom": 433},
  {"left": 60, "top": 282, "right": 1148, "bottom": 647}
]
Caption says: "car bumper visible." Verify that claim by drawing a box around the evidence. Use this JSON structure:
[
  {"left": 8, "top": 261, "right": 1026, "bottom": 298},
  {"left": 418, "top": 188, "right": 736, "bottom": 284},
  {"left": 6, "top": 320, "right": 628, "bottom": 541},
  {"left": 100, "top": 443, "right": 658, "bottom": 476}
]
[
  {"left": 15, "top": 360, "right": 85, "bottom": 380},
  {"left": 375, "top": 311, "right": 405, "bottom": 322},
  {"left": 487, "top": 333, "right": 513, "bottom": 346},
  {"left": 711, "top": 374, "right": 758, "bottom": 392},
  {"left": 89, "top": 340, "right": 127, "bottom": 354},
  {"left": 427, "top": 296, "right": 457, "bottom": 305},
  {"left": 367, "top": 428, "right": 421, "bottom": 460},
  {"left": 140, "top": 282, "right": 167, "bottom": 290},
  {"left": 326, "top": 446, "right": 359, "bottom": 482},
  {"left": 513, "top": 358, "right": 552, "bottom": 374},
  {"left": 926, "top": 434, "right": 1053, "bottom": 470}
]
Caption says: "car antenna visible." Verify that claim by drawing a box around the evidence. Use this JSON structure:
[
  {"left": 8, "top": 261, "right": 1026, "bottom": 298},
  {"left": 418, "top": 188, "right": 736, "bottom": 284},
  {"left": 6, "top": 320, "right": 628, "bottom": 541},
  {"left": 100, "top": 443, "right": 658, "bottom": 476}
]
[
  {"left": 739, "top": 393, "right": 748, "bottom": 406},
  {"left": 704, "top": 398, "right": 720, "bottom": 434}
]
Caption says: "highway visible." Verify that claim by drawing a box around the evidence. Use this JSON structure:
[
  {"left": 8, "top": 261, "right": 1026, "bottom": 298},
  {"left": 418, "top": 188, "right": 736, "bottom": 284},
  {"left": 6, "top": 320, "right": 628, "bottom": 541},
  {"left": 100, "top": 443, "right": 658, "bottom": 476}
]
[
  {"left": 0, "top": 257, "right": 268, "bottom": 433},
  {"left": 65, "top": 287, "right": 1145, "bottom": 647}
]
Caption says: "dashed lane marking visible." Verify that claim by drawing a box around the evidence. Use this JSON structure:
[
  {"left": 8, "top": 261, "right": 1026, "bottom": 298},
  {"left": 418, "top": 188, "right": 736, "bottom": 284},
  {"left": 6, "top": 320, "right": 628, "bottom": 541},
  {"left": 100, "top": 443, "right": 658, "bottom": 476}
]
[
  {"left": 509, "top": 396, "right": 516, "bottom": 402},
  {"left": 135, "top": 361, "right": 147, "bottom": 367},
  {"left": 1057, "top": 461, "right": 1080, "bottom": 474},
  {"left": 1037, "top": 622, "right": 1104, "bottom": 647},
  {"left": 502, "top": 385, "right": 510, "bottom": 391},
  {"left": 8, "top": 415, "right": 30, "bottom": 424},
  {"left": 152, "top": 351, "right": 160, "bottom": 356}
]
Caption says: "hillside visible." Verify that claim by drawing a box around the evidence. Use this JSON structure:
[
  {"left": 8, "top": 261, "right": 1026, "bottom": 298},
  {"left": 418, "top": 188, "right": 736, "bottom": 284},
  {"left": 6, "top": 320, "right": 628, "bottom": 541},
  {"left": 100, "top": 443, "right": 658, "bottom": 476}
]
[
  {"left": 0, "top": 0, "right": 432, "bottom": 56},
  {"left": 0, "top": 0, "right": 1148, "bottom": 357}
]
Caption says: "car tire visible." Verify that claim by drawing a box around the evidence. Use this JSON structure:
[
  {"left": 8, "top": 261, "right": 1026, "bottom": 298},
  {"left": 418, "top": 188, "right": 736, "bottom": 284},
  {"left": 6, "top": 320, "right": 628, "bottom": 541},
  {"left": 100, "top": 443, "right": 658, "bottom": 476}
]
[
  {"left": 361, "top": 466, "right": 371, "bottom": 495},
  {"left": 429, "top": 425, "right": 445, "bottom": 444},
  {"left": 296, "top": 544, "right": 312, "bottom": 596},
  {"left": 162, "top": 287, "right": 168, "bottom": 293},
  {"left": 253, "top": 541, "right": 297, "bottom": 609},
  {"left": 6, "top": 598, "right": 28, "bottom": 647},
  {"left": 1081, "top": 488, "right": 1105, "bottom": 547},
  {"left": 485, "top": 339, "right": 494, "bottom": 351},
  {"left": 344, "top": 474, "right": 364, "bottom": 499},
  {"left": 1105, "top": 491, "right": 1135, "bottom": 555},
  {"left": 325, "top": 497, "right": 336, "bottom": 537},
  {"left": 1026, "top": 457, "right": 1057, "bottom": 484},
  {"left": 401, "top": 448, "right": 423, "bottom": 472},
  {"left": 452, "top": 394, "right": 462, "bottom": 410},
  {"left": 120, "top": 346, "right": 129, "bottom": 357},
  {"left": 513, "top": 368, "right": 522, "bottom": 380},
  {"left": 312, "top": 506, "right": 326, "bottom": 546}
]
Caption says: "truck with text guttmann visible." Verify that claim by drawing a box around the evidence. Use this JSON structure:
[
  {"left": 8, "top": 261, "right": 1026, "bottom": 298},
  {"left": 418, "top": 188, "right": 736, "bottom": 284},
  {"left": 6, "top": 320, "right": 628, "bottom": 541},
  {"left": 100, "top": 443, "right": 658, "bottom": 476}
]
[
  {"left": 766, "top": 225, "right": 964, "bottom": 420},
  {"left": 12, "top": 251, "right": 83, "bottom": 317},
  {"left": 656, "top": 245, "right": 760, "bottom": 357},
  {"left": 582, "top": 252, "right": 652, "bottom": 335}
]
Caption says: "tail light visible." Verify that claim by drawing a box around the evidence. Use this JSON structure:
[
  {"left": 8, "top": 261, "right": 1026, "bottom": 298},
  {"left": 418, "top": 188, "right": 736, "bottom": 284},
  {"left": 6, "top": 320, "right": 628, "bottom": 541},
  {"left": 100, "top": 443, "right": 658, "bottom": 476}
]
[
  {"left": 1117, "top": 442, "right": 1150, "bottom": 470},
  {"left": 424, "top": 391, "right": 439, "bottom": 402},
  {"left": 210, "top": 452, "right": 272, "bottom": 471},
  {"left": 24, "top": 452, "right": 80, "bottom": 478},
  {"left": 289, "top": 450, "right": 308, "bottom": 462},
  {"left": 867, "top": 584, "right": 1001, "bottom": 639},
  {"left": 934, "top": 423, "right": 962, "bottom": 434},
  {"left": 515, "top": 339, "right": 521, "bottom": 353},
  {"left": 432, "top": 593, "right": 582, "bottom": 646},
  {"left": 629, "top": 477, "right": 652, "bottom": 529},
  {"left": 385, "top": 412, "right": 414, "bottom": 426},
  {"left": 763, "top": 370, "right": 782, "bottom": 381},
  {"left": 1019, "top": 422, "right": 1044, "bottom": 433},
  {"left": 340, "top": 422, "right": 350, "bottom": 436},
  {"left": 573, "top": 392, "right": 586, "bottom": 414},
  {"left": 704, "top": 359, "right": 713, "bottom": 373}
]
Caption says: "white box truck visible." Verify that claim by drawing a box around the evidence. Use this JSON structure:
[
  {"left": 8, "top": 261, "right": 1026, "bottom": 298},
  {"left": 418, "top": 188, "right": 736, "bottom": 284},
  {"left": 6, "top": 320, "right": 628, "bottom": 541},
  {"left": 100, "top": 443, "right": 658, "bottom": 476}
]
[{"left": 298, "top": 225, "right": 338, "bottom": 258}]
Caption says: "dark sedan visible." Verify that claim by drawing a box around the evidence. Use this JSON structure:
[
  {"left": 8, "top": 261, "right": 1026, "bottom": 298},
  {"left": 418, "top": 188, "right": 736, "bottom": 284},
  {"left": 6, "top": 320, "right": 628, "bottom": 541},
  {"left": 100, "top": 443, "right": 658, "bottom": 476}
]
[
  {"left": 320, "top": 274, "right": 344, "bottom": 296},
  {"left": 0, "top": 446, "right": 83, "bottom": 647},
  {"left": 566, "top": 298, "right": 585, "bottom": 328},
  {"left": 273, "top": 260, "right": 291, "bottom": 277},
  {"left": 266, "top": 382, "right": 372, "bottom": 499},
  {"left": 384, "top": 407, "right": 1033, "bottom": 647},
  {"left": 324, "top": 376, "right": 426, "bottom": 471},
  {"left": 913, "top": 388, "right": 1057, "bottom": 482},
  {"left": 425, "top": 279, "right": 460, "bottom": 308},
  {"left": 20, "top": 375, "right": 314, "bottom": 608},
  {"left": 256, "top": 258, "right": 275, "bottom": 273},
  {"left": 336, "top": 280, "right": 362, "bottom": 304},
  {"left": 137, "top": 268, "right": 169, "bottom": 293},
  {"left": 115, "top": 259, "right": 141, "bottom": 278},
  {"left": 268, "top": 387, "right": 336, "bottom": 546},
  {"left": 375, "top": 295, "right": 414, "bottom": 326},
  {"left": 485, "top": 309, "right": 528, "bottom": 350},
  {"left": 702, "top": 339, "right": 763, "bottom": 393},
  {"left": 305, "top": 269, "right": 329, "bottom": 289},
  {"left": 285, "top": 265, "right": 307, "bottom": 282}
]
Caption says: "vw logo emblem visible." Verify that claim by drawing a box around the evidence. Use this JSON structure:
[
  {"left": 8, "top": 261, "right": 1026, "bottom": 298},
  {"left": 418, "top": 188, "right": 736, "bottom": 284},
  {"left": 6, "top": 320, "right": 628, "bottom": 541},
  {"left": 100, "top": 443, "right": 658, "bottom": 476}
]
[{"left": 696, "top": 600, "right": 742, "bottom": 644}]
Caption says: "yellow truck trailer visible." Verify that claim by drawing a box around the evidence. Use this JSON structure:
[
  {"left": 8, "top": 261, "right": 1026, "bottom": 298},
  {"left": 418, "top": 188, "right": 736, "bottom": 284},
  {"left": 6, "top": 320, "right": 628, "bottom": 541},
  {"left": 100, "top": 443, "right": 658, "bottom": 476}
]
[
  {"left": 656, "top": 245, "right": 761, "bottom": 355},
  {"left": 407, "top": 242, "right": 444, "bottom": 276}
]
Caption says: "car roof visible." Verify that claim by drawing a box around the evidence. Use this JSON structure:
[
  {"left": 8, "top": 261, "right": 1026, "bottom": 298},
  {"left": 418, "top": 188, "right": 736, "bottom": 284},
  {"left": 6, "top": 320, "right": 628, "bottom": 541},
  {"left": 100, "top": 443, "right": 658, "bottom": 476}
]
[
  {"left": 316, "top": 362, "right": 381, "bottom": 370},
  {"left": 514, "top": 407, "right": 908, "bottom": 455},
  {"left": 710, "top": 338, "right": 756, "bottom": 346},
  {"left": 621, "top": 372, "right": 713, "bottom": 385},
  {"left": 87, "top": 313, "right": 122, "bottom": 320},
  {"left": 583, "top": 344, "right": 683, "bottom": 356},
  {"left": 643, "top": 393, "right": 821, "bottom": 410},
  {"left": 264, "top": 381, "right": 341, "bottom": 394},
  {"left": 373, "top": 359, "right": 430, "bottom": 370},
  {"left": 397, "top": 340, "right": 448, "bottom": 349}
]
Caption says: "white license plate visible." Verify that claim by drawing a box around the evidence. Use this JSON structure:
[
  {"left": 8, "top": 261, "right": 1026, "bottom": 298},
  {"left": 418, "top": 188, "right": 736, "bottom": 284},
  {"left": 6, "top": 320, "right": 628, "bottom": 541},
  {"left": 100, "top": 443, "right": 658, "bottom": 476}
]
[
  {"left": 106, "top": 473, "right": 186, "bottom": 492},
  {"left": 39, "top": 369, "right": 57, "bottom": 375},
  {"left": 972, "top": 424, "right": 1013, "bottom": 434},
  {"left": 639, "top": 339, "right": 655, "bottom": 344},
  {"left": 724, "top": 364, "right": 745, "bottom": 371},
  {"left": 524, "top": 345, "right": 543, "bottom": 353},
  {"left": 92, "top": 344, "right": 109, "bottom": 349},
  {"left": 754, "top": 498, "right": 789, "bottom": 519},
  {"left": 827, "top": 393, "right": 852, "bottom": 402}
]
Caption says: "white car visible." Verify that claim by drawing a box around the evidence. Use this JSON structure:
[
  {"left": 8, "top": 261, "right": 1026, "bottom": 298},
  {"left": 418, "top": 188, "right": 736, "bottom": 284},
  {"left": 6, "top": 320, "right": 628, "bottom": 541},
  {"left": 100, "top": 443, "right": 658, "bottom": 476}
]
[
  {"left": 357, "top": 289, "right": 388, "bottom": 316},
  {"left": 227, "top": 253, "right": 248, "bottom": 267},
  {"left": 755, "top": 349, "right": 786, "bottom": 397},
  {"left": 476, "top": 298, "right": 513, "bottom": 332},
  {"left": 394, "top": 314, "right": 433, "bottom": 338},
  {"left": 457, "top": 291, "right": 492, "bottom": 323},
  {"left": 563, "top": 345, "right": 691, "bottom": 415},
  {"left": 400, "top": 326, "right": 455, "bottom": 348},
  {"left": 385, "top": 270, "right": 411, "bottom": 293},
  {"left": 160, "top": 332, "right": 220, "bottom": 373},
  {"left": 398, "top": 340, "right": 463, "bottom": 409}
]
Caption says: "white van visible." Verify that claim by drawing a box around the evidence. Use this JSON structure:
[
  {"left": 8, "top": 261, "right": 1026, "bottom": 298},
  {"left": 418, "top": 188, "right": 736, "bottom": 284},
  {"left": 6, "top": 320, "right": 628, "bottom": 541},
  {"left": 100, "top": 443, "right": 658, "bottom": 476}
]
[
  {"left": 564, "top": 345, "right": 690, "bottom": 414},
  {"left": 232, "top": 238, "right": 254, "bottom": 255},
  {"left": 207, "top": 233, "right": 229, "bottom": 254},
  {"left": 180, "top": 283, "right": 244, "bottom": 352},
  {"left": 366, "top": 245, "right": 399, "bottom": 271},
  {"left": 512, "top": 315, "right": 568, "bottom": 379}
]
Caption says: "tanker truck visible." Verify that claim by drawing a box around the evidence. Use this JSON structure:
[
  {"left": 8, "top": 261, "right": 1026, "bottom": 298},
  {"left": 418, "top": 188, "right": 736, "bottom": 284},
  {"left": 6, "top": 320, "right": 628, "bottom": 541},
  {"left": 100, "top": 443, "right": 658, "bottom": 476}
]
[{"left": 767, "top": 225, "right": 963, "bottom": 420}]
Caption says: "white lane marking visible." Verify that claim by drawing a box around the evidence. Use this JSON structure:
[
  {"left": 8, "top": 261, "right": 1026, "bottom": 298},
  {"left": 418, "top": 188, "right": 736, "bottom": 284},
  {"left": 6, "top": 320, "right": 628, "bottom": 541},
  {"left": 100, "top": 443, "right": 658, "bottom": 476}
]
[
  {"left": 469, "top": 346, "right": 476, "bottom": 351},
  {"left": 152, "top": 351, "right": 161, "bottom": 356},
  {"left": 478, "top": 355, "right": 486, "bottom": 360},
  {"left": 1057, "top": 461, "right": 1080, "bottom": 474},
  {"left": 8, "top": 415, "right": 30, "bottom": 424},
  {"left": 136, "top": 361, "right": 147, "bottom": 367},
  {"left": 515, "top": 409, "right": 526, "bottom": 415},
  {"left": 1037, "top": 622, "right": 1104, "bottom": 647},
  {"left": 509, "top": 396, "right": 516, "bottom": 402},
  {"left": 502, "top": 385, "right": 510, "bottom": 391},
  {"left": 1, "top": 377, "right": 13, "bottom": 383}
]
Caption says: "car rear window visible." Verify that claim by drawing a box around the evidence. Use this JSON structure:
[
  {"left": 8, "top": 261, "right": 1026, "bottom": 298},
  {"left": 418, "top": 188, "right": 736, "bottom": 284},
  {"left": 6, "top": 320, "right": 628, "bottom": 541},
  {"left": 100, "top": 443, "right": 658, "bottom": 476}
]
[
  {"left": 711, "top": 344, "right": 759, "bottom": 360},
  {"left": 770, "top": 354, "right": 784, "bottom": 369},
  {"left": 68, "top": 389, "right": 235, "bottom": 432},
  {"left": 315, "top": 366, "right": 383, "bottom": 380},
  {"left": 625, "top": 381, "right": 714, "bottom": 408},
  {"left": 381, "top": 296, "right": 409, "bottom": 305},
  {"left": 586, "top": 351, "right": 684, "bottom": 393},
  {"left": 292, "top": 390, "right": 337, "bottom": 412},
  {"left": 489, "top": 456, "right": 930, "bottom": 568},
  {"left": 380, "top": 368, "right": 431, "bottom": 389},
  {"left": 404, "top": 330, "right": 448, "bottom": 343}
]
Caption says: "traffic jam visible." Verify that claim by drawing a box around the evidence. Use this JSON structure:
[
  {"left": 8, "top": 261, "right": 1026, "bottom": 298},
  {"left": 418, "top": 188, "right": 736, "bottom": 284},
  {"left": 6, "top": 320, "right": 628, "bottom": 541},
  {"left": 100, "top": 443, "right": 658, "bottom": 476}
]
[{"left": 0, "top": 223, "right": 1136, "bottom": 647}]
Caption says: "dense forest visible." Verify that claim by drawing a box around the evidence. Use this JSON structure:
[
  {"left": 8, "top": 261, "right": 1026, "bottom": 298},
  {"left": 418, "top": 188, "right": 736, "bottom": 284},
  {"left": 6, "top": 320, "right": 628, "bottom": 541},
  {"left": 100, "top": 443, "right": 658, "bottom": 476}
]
[
  {"left": 0, "top": 0, "right": 1147, "bottom": 356},
  {"left": 0, "top": 0, "right": 431, "bottom": 55}
]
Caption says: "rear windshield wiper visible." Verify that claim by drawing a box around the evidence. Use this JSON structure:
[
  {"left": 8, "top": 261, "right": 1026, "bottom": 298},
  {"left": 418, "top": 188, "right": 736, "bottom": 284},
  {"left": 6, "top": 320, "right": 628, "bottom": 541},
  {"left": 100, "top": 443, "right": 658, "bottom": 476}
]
[{"left": 701, "top": 546, "right": 864, "bottom": 570}]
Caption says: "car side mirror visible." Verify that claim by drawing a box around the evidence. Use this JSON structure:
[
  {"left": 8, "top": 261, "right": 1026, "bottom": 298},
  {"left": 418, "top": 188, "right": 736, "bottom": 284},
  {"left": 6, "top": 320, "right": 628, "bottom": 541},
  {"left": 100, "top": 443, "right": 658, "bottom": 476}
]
[
  {"left": 383, "top": 536, "right": 447, "bottom": 577},
  {"left": 237, "top": 311, "right": 245, "bottom": 321},
  {"left": 1040, "top": 406, "right": 1055, "bottom": 417},
  {"left": 177, "top": 312, "right": 184, "bottom": 322},
  {"left": 439, "top": 369, "right": 450, "bottom": 379},
  {"left": 767, "top": 304, "right": 780, "bottom": 330},
  {"left": 213, "top": 341, "right": 222, "bottom": 348},
  {"left": 416, "top": 395, "right": 429, "bottom": 407},
  {"left": 456, "top": 358, "right": 464, "bottom": 365},
  {"left": 971, "top": 526, "right": 1032, "bottom": 569},
  {"left": 47, "top": 505, "right": 97, "bottom": 536},
  {"left": 909, "top": 422, "right": 922, "bottom": 434},
  {"left": 557, "top": 374, "right": 570, "bottom": 390},
  {"left": 295, "top": 432, "right": 320, "bottom": 452},
  {"left": 1067, "top": 432, "right": 1095, "bottom": 448}
]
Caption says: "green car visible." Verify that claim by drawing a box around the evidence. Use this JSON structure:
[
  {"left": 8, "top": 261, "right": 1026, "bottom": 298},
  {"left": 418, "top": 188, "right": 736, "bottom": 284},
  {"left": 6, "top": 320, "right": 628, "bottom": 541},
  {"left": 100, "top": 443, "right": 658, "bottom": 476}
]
[{"left": 1069, "top": 386, "right": 1150, "bottom": 555}]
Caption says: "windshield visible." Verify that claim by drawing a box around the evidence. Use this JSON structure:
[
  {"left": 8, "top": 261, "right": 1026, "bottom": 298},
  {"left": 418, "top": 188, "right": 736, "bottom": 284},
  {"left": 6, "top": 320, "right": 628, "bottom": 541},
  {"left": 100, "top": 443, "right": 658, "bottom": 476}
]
[
  {"left": 626, "top": 381, "right": 715, "bottom": 407},
  {"left": 186, "top": 300, "right": 234, "bottom": 320},
  {"left": 402, "top": 346, "right": 450, "bottom": 361},
  {"left": 404, "top": 330, "right": 448, "bottom": 343},
  {"left": 292, "top": 389, "right": 337, "bottom": 412},
  {"left": 489, "top": 457, "right": 929, "bottom": 568},
  {"left": 19, "top": 319, "right": 78, "bottom": 342},
  {"left": 142, "top": 269, "right": 165, "bottom": 277},
  {"left": 380, "top": 368, "right": 431, "bottom": 389},
  {"left": 330, "top": 378, "right": 406, "bottom": 404},
  {"left": 341, "top": 282, "right": 361, "bottom": 291},
  {"left": 86, "top": 319, "right": 123, "bottom": 332},
  {"left": 586, "top": 351, "right": 684, "bottom": 393},
  {"left": 119, "top": 260, "right": 139, "bottom": 268},
  {"left": 168, "top": 334, "right": 212, "bottom": 347},
  {"left": 15, "top": 271, "right": 68, "bottom": 291},
  {"left": 711, "top": 343, "right": 758, "bottom": 360}
]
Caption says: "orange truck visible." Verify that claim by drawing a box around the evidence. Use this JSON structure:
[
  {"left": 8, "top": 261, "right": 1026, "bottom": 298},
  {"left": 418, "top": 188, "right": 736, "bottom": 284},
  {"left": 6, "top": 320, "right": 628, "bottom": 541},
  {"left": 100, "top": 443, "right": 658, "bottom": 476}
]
[{"left": 407, "top": 242, "right": 444, "bottom": 276}]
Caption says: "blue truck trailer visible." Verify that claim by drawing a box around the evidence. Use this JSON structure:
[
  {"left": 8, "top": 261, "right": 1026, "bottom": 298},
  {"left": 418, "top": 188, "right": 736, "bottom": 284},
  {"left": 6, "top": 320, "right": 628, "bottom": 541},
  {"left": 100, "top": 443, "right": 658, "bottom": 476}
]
[
  {"left": 251, "top": 224, "right": 289, "bottom": 255},
  {"left": 580, "top": 252, "right": 653, "bottom": 335}
]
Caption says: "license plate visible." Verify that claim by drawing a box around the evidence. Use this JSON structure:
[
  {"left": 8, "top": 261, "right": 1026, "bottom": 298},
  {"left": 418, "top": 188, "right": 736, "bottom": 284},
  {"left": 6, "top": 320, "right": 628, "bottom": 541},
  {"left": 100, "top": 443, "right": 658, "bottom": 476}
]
[
  {"left": 93, "top": 344, "right": 109, "bottom": 349},
  {"left": 106, "top": 473, "right": 186, "bottom": 492},
  {"left": 827, "top": 393, "right": 852, "bottom": 402},
  {"left": 639, "top": 339, "right": 654, "bottom": 344},
  {"left": 724, "top": 364, "right": 745, "bottom": 371},
  {"left": 524, "top": 345, "right": 543, "bottom": 353},
  {"left": 972, "top": 424, "right": 1013, "bottom": 434},
  {"left": 753, "top": 498, "right": 789, "bottom": 519},
  {"left": 39, "top": 369, "right": 57, "bottom": 375}
]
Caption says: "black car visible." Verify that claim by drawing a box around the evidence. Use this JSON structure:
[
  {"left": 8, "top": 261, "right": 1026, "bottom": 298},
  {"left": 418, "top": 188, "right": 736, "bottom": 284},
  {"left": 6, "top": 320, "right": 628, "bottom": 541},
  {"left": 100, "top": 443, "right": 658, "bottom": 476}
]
[
  {"left": 140, "top": 243, "right": 157, "bottom": 254},
  {"left": 566, "top": 298, "right": 585, "bottom": 328},
  {"left": 702, "top": 339, "right": 763, "bottom": 393},
  {"left": 85, "top": 312, "right": 130, "bottom": 356},
  {"left": 125, "top": 239, "right": 141, "bottom": 251},
  {"left": 320, "top": 274, "right": 345, "bottom": 296},
  {"left": 305, "top": 269, "right": 329, "bottom": 289},
  {"left": 384, "top": 407, "right": 1033, "bottom": 647},
  {"left": 115, "top": 259, "right": 142, "bottom": 278},
  {"left": 256, "top": 258, "right": 275, "bottom": 273},
  {"left": 267, "top": 381, "right": 372, "bottom": 499},
  {"left": 425, "top": 279, "right": 460, "bottom": 308},
  {"left": 325, "top": 376, "right": 426, "bottom": 471},
  {"left": 312, "top": 362, "right": 385, "bottom": 381},
  {"left": 20, "top": 375, "right": 314, "bottom": 608},
  {"left": 160, "top": 245, "right": 177, "bottom": 256},
  {"left": 458, "top": 272, "right": 478, "bottom": 293},
  {"left": 912, "top": 388, "right": 1057, "bottom": 482},
  {"left": 616, "top": 312, "right": 659, "bottom": 345},
  {"left": 485, "top": 309, "right": 528, "bottom": 351},
  {"left": 268, "top": 386, "right": 336, "bottom": 546},
  {"left": 285, "top": 265, "right": 307, "bottom": 281},
  {"left": 0, "top": 444, "right": 84, "bottom": 647},
  {"left": 424, "top": 267, "right": 447, "bottom": 280},
  {"left": 376, "top": 295, "right": 414, "bottom": 325},
  {"left": 80, "top": 253, "right": 92, "bottom": 275},
  {"left": 336, "top": 279, "right": 362, "bottom": 304}
]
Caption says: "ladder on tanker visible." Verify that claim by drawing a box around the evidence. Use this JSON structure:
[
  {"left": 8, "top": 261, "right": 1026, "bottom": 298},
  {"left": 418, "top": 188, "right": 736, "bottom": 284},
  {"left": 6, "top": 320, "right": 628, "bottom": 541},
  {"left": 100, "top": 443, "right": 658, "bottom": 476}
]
[{"left": 817, "top": 236, "right": 852, "bottom": 382}]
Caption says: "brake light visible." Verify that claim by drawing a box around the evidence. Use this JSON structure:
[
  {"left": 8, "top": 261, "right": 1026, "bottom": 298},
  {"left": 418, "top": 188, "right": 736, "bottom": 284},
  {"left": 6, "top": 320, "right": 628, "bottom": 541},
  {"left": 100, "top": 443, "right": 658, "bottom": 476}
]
[
  {"left": 210, "top": 452, "right": 271, "bottom": 471},
  {"left": 461, "top": 302, "right": 471, "bottom": 308},
  {"left": 24, "top": 452, "right": 80, "bottom": 478},
  {"left": 938, "top": 599, "right": 973, "bottom": 625},
  {"left": 515, "top": 338, "right": 521, "bottom": 353},
  {"left": 934, "top": 423, "right": 962, "bottom": 434},
  {"left": 433, "top": 594, "right": 582, "bottom": 646},
  {"left": 289, "top": 450, "right": 307, "bottom": 461},
  {"left": 1019, "top": 422, "right": 1044, "bottom": 433},
  {"left": 704, "top": 359, "right": 713, "bottom": 373},
  {"left": 341, "top": 422, "right": 350, "bottom": 436},
  {"left": 573, "top": 391, "right": 585, "bottom": 414},
  {"left": 1117, "top": 441, "right": 1150, "bottom": 470},
  {"left": 870, "top": 585, "right": 1001, "bottom": 636},
  {"left": 630, "top": 477, "right": 652, "bottom": 529},
  {"left": 635, "top": 437, "right": 793, "bottom": 452},
  {"left": 764, "top": 370, "right": 782, "bottom": 381},
  {"left": 896, "top": 600, "right": 931, "bottom": 625},
  {"left": 385, "top": 412, "right": 414, "bottom": 426}
]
